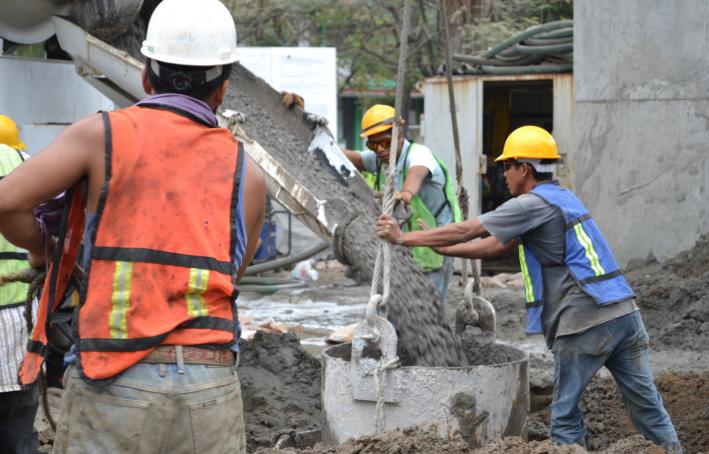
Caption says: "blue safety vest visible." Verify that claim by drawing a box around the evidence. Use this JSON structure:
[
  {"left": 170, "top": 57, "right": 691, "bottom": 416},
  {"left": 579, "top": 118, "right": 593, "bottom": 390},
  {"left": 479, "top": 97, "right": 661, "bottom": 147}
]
[{"left": 518, "top": 182, "right": 635, "bottom": 334}]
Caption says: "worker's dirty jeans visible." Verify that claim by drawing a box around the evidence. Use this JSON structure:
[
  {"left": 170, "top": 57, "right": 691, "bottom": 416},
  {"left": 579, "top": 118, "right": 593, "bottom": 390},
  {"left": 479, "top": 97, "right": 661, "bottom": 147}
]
[
  {"left": 53, "top": 361, "right": 246, "bottom": 454},
  {"left": 0, "top": 385, "right": 40, "bottom": 454},
  {"left": 551, "top": 311, "right": 681, "bottom": 452},
  {"left": 424, "top": 255, "right": 454, "bottom": 304}
]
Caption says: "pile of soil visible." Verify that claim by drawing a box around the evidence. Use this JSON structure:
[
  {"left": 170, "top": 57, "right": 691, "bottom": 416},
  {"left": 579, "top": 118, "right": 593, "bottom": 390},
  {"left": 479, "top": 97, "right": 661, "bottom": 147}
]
[
  {"left": 530, "top": 371, "right": 708, "bottom": 453},
  {"left": 253, "top": 371, "right": 704, "bottom": 453},
  {"left": 255, "top": 429, "right": 673, "bottom": 454},
  {"left": 626, "top": 234, "right": 709, "bottom": 352},
  {"left": 239, "top": 331, "right": 322, "bottom": 451}
]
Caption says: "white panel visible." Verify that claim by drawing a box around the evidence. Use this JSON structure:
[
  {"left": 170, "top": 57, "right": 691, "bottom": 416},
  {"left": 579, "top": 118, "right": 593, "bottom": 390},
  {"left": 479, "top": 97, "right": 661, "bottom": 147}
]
[
  {"left": 422, "top": 77, "right": 481, "bottom": 217},
  {"left": 553, "top": 75, "right": 574, "bottom": 187},
  {"left": 16, "top": 124, "right": 68, "bottom": 156},
  {"left": 0, "top": 56, "right": 114, "bottom": 125},
  {"left": 239, "top": 47, "right": 338, "bottom": 138}
]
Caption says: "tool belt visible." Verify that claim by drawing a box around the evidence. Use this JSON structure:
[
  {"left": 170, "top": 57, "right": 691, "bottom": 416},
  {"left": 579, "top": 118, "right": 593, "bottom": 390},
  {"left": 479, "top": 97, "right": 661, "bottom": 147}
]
[{"left": 143, "top": 345, "right": 236, "bottom": 367}]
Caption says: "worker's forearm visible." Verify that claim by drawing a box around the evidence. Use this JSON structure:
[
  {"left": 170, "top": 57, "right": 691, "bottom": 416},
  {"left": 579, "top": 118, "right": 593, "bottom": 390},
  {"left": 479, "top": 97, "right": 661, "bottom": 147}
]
[
  {"left": 435, "top": 237, "right": 515, "bottom": 260},
  {"left": 343, "top": 149, "right": 365, "bottom": 171},
  {"left": 0, "top": 210, "right": 43, "bottom": 255},
  {"left": 401, "top": 167, "right": 427, "bottom": 197},
  {"left": 400, "top": 218, "right": 486, "bottom": 247}
]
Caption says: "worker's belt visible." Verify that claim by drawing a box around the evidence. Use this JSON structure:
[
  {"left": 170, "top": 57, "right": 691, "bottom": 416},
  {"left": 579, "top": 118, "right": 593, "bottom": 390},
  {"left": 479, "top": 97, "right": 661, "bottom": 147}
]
[{"left": 143, "top": 345, "right": 236, "bottom": 366}]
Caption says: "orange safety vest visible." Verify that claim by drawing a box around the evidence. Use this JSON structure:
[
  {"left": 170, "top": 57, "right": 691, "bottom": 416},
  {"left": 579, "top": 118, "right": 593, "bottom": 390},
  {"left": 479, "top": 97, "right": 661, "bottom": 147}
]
[{"left": 19, "top": 106, "right": 244, "bottom": 384}]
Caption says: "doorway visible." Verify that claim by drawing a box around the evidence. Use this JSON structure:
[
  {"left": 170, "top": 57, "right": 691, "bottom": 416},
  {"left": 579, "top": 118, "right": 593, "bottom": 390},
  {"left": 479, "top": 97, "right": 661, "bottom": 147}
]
[{"left": 481, "top": 80, "right": 553, "bottom": 272}]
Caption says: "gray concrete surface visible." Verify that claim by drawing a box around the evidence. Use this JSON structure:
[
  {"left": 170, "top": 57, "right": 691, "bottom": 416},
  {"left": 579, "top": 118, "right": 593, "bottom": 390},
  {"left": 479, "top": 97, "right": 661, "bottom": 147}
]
[{"left": 574, "top": 0, "right": 709, "bottom": 266}]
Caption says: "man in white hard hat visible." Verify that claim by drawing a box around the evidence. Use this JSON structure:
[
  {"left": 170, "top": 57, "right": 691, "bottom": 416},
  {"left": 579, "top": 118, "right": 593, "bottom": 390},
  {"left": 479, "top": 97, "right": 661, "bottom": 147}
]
[{"left": 0, "top": 1, "right": 265, "bottom": 452}]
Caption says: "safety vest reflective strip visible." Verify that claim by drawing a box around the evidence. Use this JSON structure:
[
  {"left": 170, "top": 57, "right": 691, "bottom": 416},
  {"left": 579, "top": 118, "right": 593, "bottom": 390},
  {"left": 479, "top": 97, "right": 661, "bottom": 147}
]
[
  {"left": 518, "top": 244, "right": 535, "bottom": 304},
  {"left": 110, "top": 261, "right": 133, "bottom": 339},
  {"left": 111, "top": 264, "right": 211, "bottom": 328},
  {"left": 186, "top": 268, "right": 210, "bottom": 318},
  {"left": 572, "top": 223, "right": 605, "bottom": 276}
]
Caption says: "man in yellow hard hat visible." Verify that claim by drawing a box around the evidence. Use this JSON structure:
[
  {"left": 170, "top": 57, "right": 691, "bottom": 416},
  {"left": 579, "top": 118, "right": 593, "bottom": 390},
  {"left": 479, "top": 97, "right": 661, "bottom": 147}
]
[
  {"left": 343, "top": 104, "right": 461, "bottom": 303},
  {"left": 376, "top": 125, "right": 682, "bottom": 452},
  {"left": 0, "top": 114, "right": 40, "bottom": 453}
]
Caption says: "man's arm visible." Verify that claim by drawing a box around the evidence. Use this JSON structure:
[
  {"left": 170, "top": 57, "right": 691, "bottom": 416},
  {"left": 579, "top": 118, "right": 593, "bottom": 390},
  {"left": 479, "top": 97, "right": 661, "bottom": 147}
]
[
  {"left": 434, "top": 236, "right": 517, "bottom": 259},
  {"left": 236, "top": 156, "right": 267, "bottom": 282},
  {"left": 0, "top": 115, "right": 103, "bottom": 263},
  {"left": 377, "top": 214, "right": 489, "bottom": 247},
  {"left": 342, "top": 148, "right": 365, "bottom": 171},
  {"left": 396, "top": 165, "right": 429, "bottom": 204}
]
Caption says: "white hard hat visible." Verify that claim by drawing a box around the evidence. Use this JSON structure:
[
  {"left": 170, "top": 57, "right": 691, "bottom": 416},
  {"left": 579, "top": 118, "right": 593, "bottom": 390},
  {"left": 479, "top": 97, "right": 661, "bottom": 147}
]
[{"left": 141, "top": 0, "right": 238, "bottom": 67}]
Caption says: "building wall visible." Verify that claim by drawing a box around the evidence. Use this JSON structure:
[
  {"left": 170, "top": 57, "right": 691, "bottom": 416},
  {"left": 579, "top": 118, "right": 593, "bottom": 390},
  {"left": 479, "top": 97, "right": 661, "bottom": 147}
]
[
  {"left": 422, "top": 74, "right": 573, "bottom": 218},
  {"left": 574, "top": 0, "right": 709, "bottom": 266},
  {"left": 0, "top": 56, "right": 114, "bottom": 155}
]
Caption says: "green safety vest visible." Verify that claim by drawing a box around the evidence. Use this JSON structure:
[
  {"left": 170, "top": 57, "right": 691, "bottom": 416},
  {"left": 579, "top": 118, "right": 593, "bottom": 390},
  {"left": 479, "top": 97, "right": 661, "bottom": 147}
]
[
  {"left": 0, "top": 144, "right": 30, "bottom": 309},
  {"left": 365, "top": 143, "right": 462, "bottom": 272}
]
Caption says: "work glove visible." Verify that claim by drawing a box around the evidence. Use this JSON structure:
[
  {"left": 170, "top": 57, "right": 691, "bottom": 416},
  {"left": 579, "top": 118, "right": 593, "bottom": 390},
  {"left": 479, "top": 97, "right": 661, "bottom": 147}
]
[{"left": 281, "top": 91, "right": 305, "bottom": 109}]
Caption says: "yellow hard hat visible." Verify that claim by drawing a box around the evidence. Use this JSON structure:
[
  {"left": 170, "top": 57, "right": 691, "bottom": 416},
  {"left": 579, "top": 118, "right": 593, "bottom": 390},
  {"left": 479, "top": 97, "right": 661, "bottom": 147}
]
[
  {"left": 496, "top": 125, "right": 559, "bottom": 162},
  {"left": 360, "top": 104, "right": 396, "bottom": 138},
  {"left": 0, "top": 114, "right": 26, "bottom": 150}
]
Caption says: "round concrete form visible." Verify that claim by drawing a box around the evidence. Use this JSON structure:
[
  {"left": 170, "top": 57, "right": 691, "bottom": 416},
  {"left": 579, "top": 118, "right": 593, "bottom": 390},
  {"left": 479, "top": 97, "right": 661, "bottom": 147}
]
[{"left": 321, "top": 341, "right": 529, "bottom": 447}]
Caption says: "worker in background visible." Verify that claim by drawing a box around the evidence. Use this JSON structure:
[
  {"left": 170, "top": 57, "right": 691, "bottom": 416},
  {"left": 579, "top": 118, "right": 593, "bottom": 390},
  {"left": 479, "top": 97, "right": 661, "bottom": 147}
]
[
  {"left": 343, "top": 104, "right": 461, "bottom": 303},
  {"left": 0, "top": 115, "right": 41, "bottom": 454},
  {"left": 0, "top": 0, "right": 266, "bottom": 452},
  {"left": 376, "top": 126, "right": 682, "bottom": 453}
]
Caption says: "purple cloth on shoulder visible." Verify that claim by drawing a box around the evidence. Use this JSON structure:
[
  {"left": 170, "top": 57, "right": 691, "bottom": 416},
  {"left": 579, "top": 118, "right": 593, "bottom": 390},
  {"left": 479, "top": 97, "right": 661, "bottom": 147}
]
[
  {"left": 34, "top": 194, "right": 66, "bottom": 238},
  {"left": 136, "top": 94, "right": 217, "bottom": 127}
]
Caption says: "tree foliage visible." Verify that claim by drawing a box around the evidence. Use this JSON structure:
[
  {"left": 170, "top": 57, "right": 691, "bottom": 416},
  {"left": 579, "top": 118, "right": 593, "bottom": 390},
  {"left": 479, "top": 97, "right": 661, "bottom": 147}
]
[{"left": 224, "top": 0, "right": 572, "bottom": 93}]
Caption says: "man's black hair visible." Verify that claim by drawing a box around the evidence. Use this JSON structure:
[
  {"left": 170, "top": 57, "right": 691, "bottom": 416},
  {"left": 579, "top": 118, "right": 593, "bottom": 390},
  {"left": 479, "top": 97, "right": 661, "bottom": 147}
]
[{"left": 147, "top": 58, "right": 233, "bottom": 102}]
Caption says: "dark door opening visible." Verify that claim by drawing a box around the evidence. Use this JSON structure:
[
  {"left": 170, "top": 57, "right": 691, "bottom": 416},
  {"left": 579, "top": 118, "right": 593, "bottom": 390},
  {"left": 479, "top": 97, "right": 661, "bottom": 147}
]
[{"left": 481, "top": 80, "right": 553, "bottom": 273}]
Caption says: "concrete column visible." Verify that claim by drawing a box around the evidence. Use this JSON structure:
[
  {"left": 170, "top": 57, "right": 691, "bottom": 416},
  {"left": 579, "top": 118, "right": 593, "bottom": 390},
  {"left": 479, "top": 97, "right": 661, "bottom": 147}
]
[{"left": 574, "top": 0, "right": 709, "bottom": 265}]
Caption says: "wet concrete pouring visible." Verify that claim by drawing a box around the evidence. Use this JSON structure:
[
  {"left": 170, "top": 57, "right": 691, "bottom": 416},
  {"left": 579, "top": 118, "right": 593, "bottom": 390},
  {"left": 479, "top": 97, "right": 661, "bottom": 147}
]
[{"left": 224, "top": 63, "right": 467, "bottom": 369}]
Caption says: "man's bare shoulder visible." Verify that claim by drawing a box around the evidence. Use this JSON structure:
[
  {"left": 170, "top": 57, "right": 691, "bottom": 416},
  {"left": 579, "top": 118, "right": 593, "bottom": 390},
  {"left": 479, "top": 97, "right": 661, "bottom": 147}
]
[{"left": 243, "top": 155, "right": 265, "bottom": 190}]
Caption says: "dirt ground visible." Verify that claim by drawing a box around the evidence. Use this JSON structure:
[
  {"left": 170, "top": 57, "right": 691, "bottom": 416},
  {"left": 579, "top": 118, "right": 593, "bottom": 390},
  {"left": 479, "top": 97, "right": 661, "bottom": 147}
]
[
  {"left": 246, "top": 236, "right": 709, "bottom": 453},
  {"left": 36, "top": 236, "right": 709, "bottom": 453}
]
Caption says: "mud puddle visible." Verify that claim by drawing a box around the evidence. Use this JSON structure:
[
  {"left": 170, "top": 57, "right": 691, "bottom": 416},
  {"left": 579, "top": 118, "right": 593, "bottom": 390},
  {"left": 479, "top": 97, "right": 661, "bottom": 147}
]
[{"left": 238, "top": 271, "right": 369, "bottom": 351}]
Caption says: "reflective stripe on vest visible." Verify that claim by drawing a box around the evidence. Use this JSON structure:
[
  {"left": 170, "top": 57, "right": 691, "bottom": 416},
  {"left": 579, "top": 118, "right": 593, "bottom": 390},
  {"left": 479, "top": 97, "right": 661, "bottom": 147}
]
[
  {"left": 572, "top": 223, "right": 605, "bottom": 276},
  {"left": 186, "top": 268, "right": 210, "bottom": 318},
  {"left": 518, "top": 243, "right": 544, "bottom": 334},
  {"left": 517, "top": 182, "right": 635, "bottom": 335},
  {"left": 110, "top": 261, "right": 133, "bottom": 339},
  {"left": 0, "top": 145, "right": 29, "bottom": 309},
  {"left": 74, "top": 106, "right": 244, "bottom": 380}
]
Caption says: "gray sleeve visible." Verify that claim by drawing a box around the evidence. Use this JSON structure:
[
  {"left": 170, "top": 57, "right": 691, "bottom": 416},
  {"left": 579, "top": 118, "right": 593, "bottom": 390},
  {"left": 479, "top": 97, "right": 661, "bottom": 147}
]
[
  {"left": 478, "top": 194, "right": 557, "bottom": 243},
  {"left": 360, "top": 150, "right": 378, "bottom": 173}
]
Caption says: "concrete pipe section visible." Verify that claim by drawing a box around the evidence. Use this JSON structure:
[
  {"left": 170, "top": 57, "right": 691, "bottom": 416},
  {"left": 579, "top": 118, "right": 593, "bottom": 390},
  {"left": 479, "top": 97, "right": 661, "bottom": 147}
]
[
  {"left": 0, "top": 0, "right": 143, "bottom": 44},
  {"left": 321, "top": 307, "right": 529, "bottom": 447},
  {"left": 0, "top": 0, "right": 71, "bottom": 44}
]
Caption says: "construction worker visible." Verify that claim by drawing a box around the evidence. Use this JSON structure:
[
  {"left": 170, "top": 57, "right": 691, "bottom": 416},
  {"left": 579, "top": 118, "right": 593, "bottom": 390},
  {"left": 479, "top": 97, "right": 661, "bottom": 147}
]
[
  {"left": 0, "top": 115, "right": 41, "bottom": 454},
  {"left": 343, "top": 104, "right": 461, "bottom": 303},
  {"left": 376, "top": 126, "right": 682, "bottom": 452},
  {"left": 0, "top": 0, "right": 265, "bottom": 452}
]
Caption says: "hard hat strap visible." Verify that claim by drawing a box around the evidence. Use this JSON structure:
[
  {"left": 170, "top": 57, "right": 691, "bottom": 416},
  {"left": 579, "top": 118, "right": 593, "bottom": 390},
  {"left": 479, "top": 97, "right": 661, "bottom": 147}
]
[
  {"left": 360, "top": 116, "right": 396, "bottom": 135},
  {"left": 518, "top": 158, "right": 556, "bottom": 173},
  {"left": 150, "top": 60, "right": 223, "bottom": 92}
]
